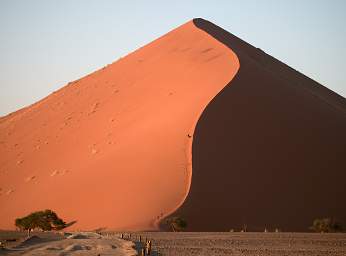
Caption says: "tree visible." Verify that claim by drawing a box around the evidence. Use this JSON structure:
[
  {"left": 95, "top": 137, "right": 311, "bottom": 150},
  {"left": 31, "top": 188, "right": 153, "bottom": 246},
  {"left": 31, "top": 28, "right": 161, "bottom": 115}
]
[
  {"left": 310, "top": 218, "right": 343, "bottom": 233},
  {"left": 166, "top": 217, "right": 187, "bottom": 232},
  {"left": 15, "top": 209, "right": 67, "bottom": 236}
]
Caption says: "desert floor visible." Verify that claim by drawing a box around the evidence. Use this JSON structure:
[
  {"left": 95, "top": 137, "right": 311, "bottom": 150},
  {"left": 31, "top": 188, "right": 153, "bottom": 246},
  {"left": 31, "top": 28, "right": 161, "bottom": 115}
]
[
  {"left": 118, "top": 231, "right": 346, "bottom": 256},
  {"left": 1, "top": 231, "right": 346, "bottom": 256}
]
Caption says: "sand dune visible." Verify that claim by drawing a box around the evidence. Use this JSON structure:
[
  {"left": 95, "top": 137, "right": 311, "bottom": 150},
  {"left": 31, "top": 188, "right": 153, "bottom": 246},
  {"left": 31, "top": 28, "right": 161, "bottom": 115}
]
[
  {"left": 1, "top": 18, "right": 345, "bottom": 232},
  {"left": 0, "top": 20, "right": 239, "bottom": 230},
  {"left": 171, "top": 18, "right": 346, "bottom": 231}
]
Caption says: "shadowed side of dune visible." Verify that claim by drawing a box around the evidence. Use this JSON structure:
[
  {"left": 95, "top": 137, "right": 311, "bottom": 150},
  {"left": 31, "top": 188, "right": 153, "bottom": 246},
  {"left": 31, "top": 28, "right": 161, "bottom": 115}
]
[{"left": 171, "top": 18, "right": 346, "bottom": 231}]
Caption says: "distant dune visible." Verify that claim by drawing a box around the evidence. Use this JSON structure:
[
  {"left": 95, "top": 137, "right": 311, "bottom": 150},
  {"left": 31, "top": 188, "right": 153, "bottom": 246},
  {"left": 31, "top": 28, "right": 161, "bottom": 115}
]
[{"left": 0, "top": 19, "right": 345, "bottom": 232}]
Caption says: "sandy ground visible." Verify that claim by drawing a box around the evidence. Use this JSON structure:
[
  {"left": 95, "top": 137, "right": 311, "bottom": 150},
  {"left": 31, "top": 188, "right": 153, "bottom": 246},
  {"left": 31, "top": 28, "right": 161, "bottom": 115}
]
[
  {"left": 0, "top": 231, "right": 137, "bottom": 256},
  {"left": 125, "top": 232, "right": 346, "bottom": 256}
]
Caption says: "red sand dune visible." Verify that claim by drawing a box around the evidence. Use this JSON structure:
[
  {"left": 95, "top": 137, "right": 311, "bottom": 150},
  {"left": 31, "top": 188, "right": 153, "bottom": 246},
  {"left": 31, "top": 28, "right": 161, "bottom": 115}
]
[
  {"left": 0, "top": 20, "right": 239, "bottom": 230},
  {"left": 1, "top": 19, "right": 345, "bottom": 232}
]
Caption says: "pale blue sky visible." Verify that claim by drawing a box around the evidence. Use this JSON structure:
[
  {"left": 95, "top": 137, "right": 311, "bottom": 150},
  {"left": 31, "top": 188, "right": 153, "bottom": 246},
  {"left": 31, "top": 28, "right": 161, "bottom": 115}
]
[{"left": 1, "top": 0, "right": 345, "bottom": 116}]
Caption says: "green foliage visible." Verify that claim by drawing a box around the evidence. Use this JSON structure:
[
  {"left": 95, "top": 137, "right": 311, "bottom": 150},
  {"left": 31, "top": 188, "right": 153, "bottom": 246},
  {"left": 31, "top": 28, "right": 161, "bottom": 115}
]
[
  {"left": 166, "top": 217, "right": 187, "bottom": 232},
  {"left": 15, "top": 209, "right": 67, "bottom": 232},
  {"left": 310, "top": 218, "right": 343, "bottom": 233}
]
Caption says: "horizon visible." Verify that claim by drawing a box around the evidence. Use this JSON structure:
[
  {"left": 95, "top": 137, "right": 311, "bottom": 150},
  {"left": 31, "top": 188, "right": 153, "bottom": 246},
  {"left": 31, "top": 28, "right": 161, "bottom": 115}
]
[{"left": 1, "top": 0, "right": 346, "bottom": 116}]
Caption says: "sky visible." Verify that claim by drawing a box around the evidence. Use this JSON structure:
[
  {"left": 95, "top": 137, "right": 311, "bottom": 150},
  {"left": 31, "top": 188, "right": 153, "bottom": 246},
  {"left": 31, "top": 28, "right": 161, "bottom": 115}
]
[{"left": 1, "top": 0, "right": 345, "bottom": 116}]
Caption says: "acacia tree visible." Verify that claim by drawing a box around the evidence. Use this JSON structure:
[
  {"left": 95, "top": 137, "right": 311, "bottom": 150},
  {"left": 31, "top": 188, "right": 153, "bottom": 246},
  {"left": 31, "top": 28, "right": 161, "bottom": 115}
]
[{"left": 15, "top": 209, "right": 67, "bottom": 236}]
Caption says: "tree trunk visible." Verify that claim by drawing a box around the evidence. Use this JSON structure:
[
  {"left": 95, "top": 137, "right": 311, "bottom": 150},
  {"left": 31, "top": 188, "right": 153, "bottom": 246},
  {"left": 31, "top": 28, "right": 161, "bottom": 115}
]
[{"left": 171, "top": 223, "right": 176, "bottom": 232}]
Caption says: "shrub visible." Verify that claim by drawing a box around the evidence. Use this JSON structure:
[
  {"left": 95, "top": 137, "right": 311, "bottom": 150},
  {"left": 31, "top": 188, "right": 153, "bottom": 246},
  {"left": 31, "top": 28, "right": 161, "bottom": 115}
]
[
  {"left": 166, "top": 217, "right": 187, "bottom": 232},
  {"left": 310, "top": 218, "right": 343, "bottom": 233}
]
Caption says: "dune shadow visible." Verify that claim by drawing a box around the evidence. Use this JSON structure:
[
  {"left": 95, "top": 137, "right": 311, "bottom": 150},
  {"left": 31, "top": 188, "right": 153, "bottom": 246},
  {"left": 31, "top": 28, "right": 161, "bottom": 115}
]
[{"left": 169, "top": 18, "right": 346, "bottom": 232}]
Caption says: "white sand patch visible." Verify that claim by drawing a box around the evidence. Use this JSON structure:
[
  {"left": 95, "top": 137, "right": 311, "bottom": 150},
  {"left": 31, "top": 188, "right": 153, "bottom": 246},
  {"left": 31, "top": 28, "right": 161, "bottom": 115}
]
[{"left": 8, "top": 232, "right": 136, "bottom": 256}]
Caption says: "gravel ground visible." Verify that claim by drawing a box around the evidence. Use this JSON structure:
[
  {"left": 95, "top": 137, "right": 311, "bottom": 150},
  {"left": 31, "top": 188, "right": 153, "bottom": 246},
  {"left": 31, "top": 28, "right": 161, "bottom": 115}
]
[{"left": 115, "top": 232, "right": 346, "bottom": 256}]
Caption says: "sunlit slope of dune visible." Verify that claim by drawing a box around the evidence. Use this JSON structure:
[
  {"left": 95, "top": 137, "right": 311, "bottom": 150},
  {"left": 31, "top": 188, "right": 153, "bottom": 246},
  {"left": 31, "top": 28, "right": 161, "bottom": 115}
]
[
  {"left": 172, "top": 18, "right": 346, "bottom": 231},
  {"left": 0, "top": 21, "right": 239, "bottom": 230}
]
